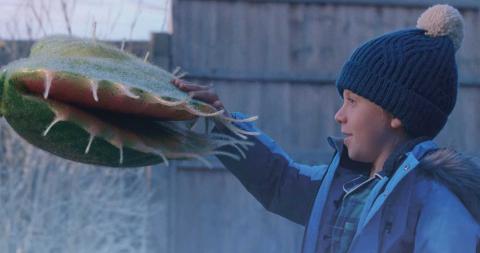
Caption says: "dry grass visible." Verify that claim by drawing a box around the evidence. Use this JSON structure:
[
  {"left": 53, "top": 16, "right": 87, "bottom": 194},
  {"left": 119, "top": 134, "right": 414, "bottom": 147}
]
[
  {"left": 0, "top": 119, "right": 157, "bottom": 252},
  {"left": 0, "top": 1, "right": 171, "bottom": 252}
]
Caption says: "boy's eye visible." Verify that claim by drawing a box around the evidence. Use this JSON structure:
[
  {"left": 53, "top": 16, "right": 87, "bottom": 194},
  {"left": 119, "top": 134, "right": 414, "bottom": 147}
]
[{"left": 347, "top": 98, "right": 355, "bottom": 104}]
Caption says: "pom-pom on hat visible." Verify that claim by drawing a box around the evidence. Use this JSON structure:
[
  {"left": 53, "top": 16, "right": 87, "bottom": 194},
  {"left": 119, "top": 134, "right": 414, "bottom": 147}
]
[{"left": 336, "top": 4, "right": 464, "bottom": 138}]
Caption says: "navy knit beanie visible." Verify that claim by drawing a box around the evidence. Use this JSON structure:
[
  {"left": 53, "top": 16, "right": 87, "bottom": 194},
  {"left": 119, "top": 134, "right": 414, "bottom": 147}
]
[{"left": 336, "top": 4, "right": 464, "bottom": 138}]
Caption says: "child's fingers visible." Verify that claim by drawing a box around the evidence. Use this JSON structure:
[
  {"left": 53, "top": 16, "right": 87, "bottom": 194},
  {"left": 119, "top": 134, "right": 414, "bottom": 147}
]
[
  {"left": 189, "top": 90, "right": 221, "bottom": 105},
  {"left": 212, "top": 100, "right": 224, "bottom": 110},
  {"left": 171, "top": 79, "right": 210, "bottom": 92},
  {"left": 171, "top": 79, "right": 226, "bottom": 110}
]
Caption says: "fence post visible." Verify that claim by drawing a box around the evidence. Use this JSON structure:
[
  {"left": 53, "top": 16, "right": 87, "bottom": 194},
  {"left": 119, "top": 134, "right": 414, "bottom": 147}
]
[{"left": 150, "top": 33, "right": 172, "bottom": 71}]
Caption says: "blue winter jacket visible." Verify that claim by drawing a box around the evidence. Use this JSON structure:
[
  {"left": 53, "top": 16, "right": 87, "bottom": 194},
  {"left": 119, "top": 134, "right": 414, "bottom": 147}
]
[{"left": 214, "top": 112, "right": 480, "bottom": 253}]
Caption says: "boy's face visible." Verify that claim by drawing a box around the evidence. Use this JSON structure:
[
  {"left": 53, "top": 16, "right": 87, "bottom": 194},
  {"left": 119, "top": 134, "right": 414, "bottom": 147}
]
[{"left": 334, "top": 89, "right": 400, "bottom": 163}]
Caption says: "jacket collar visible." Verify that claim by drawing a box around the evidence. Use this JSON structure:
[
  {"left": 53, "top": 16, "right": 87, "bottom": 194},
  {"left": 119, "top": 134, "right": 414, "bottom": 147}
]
[
  {"left": 327, "top": 136, "right": 371, "bottom": 175},
  {"left": 327, "top": 136, "right": 344, "bottom": 153},
  {"left": 327, "top": 135, "right": 480, "bottom": 223},
  {"left": 326, "top": 135, "right": 437, "bottom": 176},
  {"left": 417, "top": 147, "right": 480, "bottom": 223}
]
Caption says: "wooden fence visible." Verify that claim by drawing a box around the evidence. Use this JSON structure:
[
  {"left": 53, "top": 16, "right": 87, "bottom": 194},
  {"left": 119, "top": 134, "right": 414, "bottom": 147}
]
[{"left": 0, "top": 0, "right": 478, "bottom": 252}]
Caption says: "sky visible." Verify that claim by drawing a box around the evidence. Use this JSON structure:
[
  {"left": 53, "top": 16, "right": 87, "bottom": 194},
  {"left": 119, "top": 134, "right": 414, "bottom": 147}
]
[{"left": 0, "top": 0, "right": 171, "bottom": 40}]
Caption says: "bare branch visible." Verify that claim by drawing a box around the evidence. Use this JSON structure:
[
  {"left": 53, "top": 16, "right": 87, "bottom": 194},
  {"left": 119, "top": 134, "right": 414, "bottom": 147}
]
[
  {"left": 27, "top": 0, "right": 47, "bottom": 36},
  {"left": 109, "top": 2, "right": 125, "bottom": 37},
  {"left": 25, "top": 22, "right": 33, "bottom": 41},
  {"left": 60, "top": 0, "right": 72, "bottom": 35},
  {"left": 40, "top": 0, "right": 54, "bottom": 31},
  {"left": 161, "top": 0, "right": 171, "bottom": 32},
  {"left": 92, "top": 21, "right": 97, "bottom": 43},
  {"left": 128, "top": 0, "right": 144, "bottom": 42},
  {"left": 121, "top": 39, "right": 125, "bottom": 51}
]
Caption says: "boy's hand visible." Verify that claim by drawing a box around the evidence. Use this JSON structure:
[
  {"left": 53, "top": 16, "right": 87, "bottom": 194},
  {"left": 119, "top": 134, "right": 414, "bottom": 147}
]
[{"left": 171, "top": 79, "right": 227, "bottom": 113}]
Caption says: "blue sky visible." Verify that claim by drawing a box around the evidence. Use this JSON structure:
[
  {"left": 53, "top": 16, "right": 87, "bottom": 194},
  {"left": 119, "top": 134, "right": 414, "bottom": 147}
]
[{"left": 0, "top": 0, "right": 171, "bottom": 40}]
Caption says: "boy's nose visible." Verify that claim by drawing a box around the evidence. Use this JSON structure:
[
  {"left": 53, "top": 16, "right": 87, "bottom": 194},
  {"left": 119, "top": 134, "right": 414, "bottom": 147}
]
[{"left": 334, "top": 107, "right": 346, "bottom": 124}]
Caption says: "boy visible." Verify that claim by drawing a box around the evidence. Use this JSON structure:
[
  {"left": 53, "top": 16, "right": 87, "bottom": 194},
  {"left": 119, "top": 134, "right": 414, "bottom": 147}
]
[{"left": 172, "top": 4, "right": 480, "bottom": 253}]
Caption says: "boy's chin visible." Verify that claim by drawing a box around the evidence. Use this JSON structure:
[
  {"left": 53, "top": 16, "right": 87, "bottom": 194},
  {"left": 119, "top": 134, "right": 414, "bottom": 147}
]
[{"left": 346, "top": 150, "right": 372, "bottom": 163}]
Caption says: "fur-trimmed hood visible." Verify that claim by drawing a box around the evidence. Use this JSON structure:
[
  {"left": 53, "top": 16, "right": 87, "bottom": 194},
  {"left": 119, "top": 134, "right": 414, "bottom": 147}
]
[
  {"left": 416, "top": 148, "right": 480, "bottom": 223},
  {"left": 379, "top": 136, "right": 480, "bottom": 223}
]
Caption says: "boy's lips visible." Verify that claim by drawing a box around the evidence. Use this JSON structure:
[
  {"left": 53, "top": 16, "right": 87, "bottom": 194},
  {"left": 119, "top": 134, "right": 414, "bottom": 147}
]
[{"left": 342, "top": 132, "right": 352, "bottom": 144}]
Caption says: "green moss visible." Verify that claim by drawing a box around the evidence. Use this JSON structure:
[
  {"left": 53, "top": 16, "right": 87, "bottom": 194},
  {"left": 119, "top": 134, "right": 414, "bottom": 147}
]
[
  {"left": 0, "top": 70, "right": 5, "bottom": 117},
  {"left": 0, "top": 35, "right": 246, "bottom": 168},
  {"left": 3, "top": 80, "right": 163, "bottom": 167}
]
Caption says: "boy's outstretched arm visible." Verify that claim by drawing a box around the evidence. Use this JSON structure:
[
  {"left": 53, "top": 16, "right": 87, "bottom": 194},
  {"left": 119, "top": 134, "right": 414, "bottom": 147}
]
[
  {"left": 172, "top": 79, "right": 327, "bottom": 225},
  {"left": 212, "top": 112, "right": 327, "bottom": 225}
]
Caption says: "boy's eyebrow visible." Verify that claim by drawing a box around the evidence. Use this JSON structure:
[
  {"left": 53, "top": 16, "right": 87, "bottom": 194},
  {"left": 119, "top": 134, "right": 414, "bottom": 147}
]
[
  {"left": 344, "top": 90, "right": 355, "bottom": 98},
  {"left": 347, "top": 91, "right": 360, "bottom": 99}
]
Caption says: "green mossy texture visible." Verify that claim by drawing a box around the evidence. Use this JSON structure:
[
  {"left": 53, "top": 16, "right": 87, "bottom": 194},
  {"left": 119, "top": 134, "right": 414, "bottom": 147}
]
[
  {"left": 0, "top": 70, "right": 5, "bottom": 116},
  {"left": 3, "top": 80, "right": 225, "bottom": 167},
  {"left": 3, "top": 35, "right": 210, "bottom": 112},
  {"left": 2, "top": 79, "right": 164, "bottom": 167},
  {"left": 0, "top": 36, "right": 230, "bottom": 167}
]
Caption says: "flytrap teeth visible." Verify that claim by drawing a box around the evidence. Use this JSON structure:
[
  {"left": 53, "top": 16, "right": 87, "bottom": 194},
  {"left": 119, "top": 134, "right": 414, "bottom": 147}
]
[
  {"left": 119, "top": 147, "right": 124, "bottom": 164},
  {"left": 172, "top": 66, "right": 181, "bottom": 76},
  {"left": 219, "top": 141, "right": 247, "bottom": 159},
  {"left": 109, "top": 138, "right": 124, "bottom": 165},
  {"left": 92, "top": 22, "right": 97, "bottom": 43},
  {"left": 220, "top": 121, "right": 260, "bottom": 140},
  {"left": 42, "top": 117, "right": 64, "bottom": 136},
  {"left": 154, "top": 150, "right": 169, "bottom": 166},
  {"left": 42, "top": 70, "right": 54, "bottom": 99},
  {"left": 209, "top": 133, "right": 254, "bottom": 159},
  {"left": 42, "top": 109, "right": 69, "bottom": 137},
  {"left": 152, "top": 95, "right": 189, "bottom": 107},
  {"left": 144, "top": 51, "right": 150, "bottom": 62},
  {"left": 189, "top": 117, "right": 200, "bottom": 130},
  {"left": 221, "top": 115, "right": 258, "bottom": 123},
  {"left": 116, "top": 83, "right": 140, "bottom": 99},
  {"left": 179, "top": 153, "right": 213, "bottom": 169},
  {"left": 120, "top": 39, "right": 126, "bottom": 51},
  {"left": 84, "top": 134, "right": 95, "bottom": 154},
  {"left": 172, "top": 66, "right": 188, "bottom": 79},
  {"left": 208, "top": 151, "right": 240, "bottom": 161},
  {"left": 146, "top": 148, "right": 169, "bottom": 166},
  {"left": 185, "top": 105, "right": 225, "bottom": 117},
  {"left": 176, "top": 71, "right": 188, "bottom": 79},
  {"left": 89, "top": 79, "right": 99, "bottom": 102}
]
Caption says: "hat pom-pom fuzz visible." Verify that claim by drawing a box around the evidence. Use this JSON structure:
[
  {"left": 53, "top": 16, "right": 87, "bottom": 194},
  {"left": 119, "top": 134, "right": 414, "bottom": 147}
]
[{"left": 416, "top": 4, "right": 464, "bottom": 51}]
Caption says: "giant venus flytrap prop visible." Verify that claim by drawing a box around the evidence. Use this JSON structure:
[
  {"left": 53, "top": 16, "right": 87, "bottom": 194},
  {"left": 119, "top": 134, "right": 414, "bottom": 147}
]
[{"left": 0, "top": 35, "right": 258, "bottom": 168}]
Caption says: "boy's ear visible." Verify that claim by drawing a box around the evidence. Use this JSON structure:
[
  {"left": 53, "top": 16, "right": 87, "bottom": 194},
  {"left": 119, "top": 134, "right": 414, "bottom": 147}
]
[{"left": 390, "top": 118, "right": 403, "bottom": 129}]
